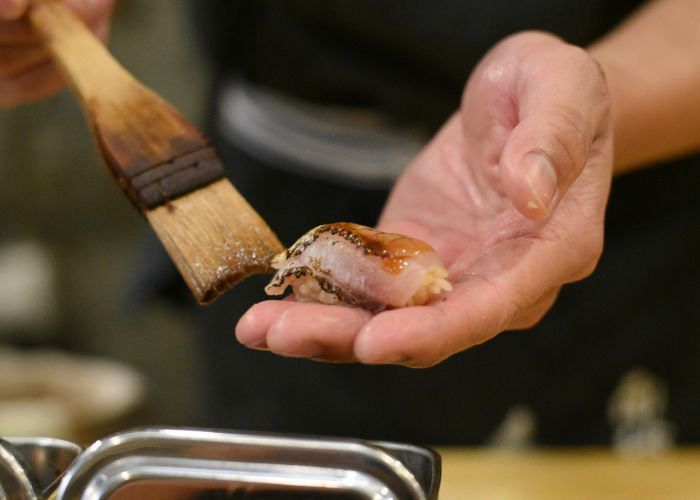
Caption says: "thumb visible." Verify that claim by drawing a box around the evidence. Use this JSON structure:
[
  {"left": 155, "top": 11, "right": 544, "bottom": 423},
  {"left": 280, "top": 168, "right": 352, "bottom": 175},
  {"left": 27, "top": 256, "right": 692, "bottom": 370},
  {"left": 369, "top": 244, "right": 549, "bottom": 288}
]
[
  {"left": 499, "top": 44, "right": 609, "bottom": 220},
  {"left": 0, "top": 0, "right": 28, "bottom": 20}
]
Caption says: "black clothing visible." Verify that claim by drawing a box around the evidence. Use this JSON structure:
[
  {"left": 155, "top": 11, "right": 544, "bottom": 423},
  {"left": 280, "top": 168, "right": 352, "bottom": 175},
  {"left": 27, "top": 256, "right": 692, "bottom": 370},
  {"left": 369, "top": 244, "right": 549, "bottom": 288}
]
[
  {"left": 192, "top": 131, "right": 700, "bottom": 446},
  {"left": 165, "top": 1, "right": 700, "bottom": 445},
  {"left": 192, "top": 0, "right": 641, "bottom": 130}
]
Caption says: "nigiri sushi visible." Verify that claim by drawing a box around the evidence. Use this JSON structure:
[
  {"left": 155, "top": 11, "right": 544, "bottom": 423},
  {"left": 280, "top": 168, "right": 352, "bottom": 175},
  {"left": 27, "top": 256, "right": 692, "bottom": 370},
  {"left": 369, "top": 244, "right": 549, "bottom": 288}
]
[{"left": 265, "top": 223, "right": 452, "bottom": 312}]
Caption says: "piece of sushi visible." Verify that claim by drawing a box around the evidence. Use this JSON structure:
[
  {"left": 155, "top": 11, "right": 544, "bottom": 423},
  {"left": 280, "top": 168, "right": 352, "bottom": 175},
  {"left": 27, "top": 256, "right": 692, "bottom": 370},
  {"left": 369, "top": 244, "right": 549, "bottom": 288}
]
[{"left": 265, "top": 223, "right": 452, "bottom": 312}]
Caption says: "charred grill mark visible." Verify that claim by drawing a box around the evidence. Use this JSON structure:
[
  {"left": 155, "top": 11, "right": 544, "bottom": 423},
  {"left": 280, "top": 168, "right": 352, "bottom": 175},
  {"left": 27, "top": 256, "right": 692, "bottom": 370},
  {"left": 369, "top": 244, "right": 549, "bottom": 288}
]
[
  {"left": 269, "top": 265, "right": 310, "bottom": 287},
  {"left": 327, "top": 225, "right": 365, "bottom": 249},
  {"left": 315, "top": 276, "right": 340, "bottom": 296},
  {"left": 287, "top": 224, "right": 375, "bottom": 258},
  {"left": 322, "top": 224, "right": 426, "bottom": 274},
  {"left": 286, "top": 229, "right": 322, "bottom": 259},
  {"left": 281, "top": 223, "right": 434, "bottom": 277},
  {"left": 313, "top": 275, "right": 385, "bottom": 312},
  {"left": 307, "top": 256, "right": 323, "bottom": 272}
]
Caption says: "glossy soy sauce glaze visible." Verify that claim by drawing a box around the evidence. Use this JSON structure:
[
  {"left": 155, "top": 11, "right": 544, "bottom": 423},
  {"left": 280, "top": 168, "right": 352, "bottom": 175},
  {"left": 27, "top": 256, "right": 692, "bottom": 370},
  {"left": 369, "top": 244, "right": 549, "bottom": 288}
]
[{"left": 285, "top": 223, "right": 434, "bottom": 274}]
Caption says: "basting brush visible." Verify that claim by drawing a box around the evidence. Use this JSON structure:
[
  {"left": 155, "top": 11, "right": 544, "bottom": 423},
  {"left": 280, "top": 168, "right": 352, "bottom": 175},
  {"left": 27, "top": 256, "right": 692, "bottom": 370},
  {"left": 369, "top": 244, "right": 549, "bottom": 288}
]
[{"left": 27, "top": 0, "right": 283, "bottom": 304}]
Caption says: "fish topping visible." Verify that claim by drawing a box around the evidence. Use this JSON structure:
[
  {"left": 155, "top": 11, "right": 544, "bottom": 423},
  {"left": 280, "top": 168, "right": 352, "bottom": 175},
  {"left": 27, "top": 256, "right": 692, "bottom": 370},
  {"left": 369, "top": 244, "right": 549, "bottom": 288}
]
[{"left": 265, "top": 223, "right": 452, "bottom": 311}]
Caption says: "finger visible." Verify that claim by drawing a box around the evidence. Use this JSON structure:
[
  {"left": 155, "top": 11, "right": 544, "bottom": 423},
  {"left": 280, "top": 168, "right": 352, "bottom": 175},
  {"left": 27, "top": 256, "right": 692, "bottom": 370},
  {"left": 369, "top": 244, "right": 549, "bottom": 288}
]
[
  {"left": 0, "top": 59, "right": 64, "bottom": 107},
  {"left": 91, "top": 17, "right": 110, "bottom": 43},
  {"left": 63, "top": 0, "right": 115, "bottom": 31},
  {"left": 267, "top": 303, "right": 372, "bottom": 361},
  {"left": 0, "top": 0, "right": 27, "bottom": 21},
  {"left": 508, "top": 286, "right": 559, "bottom": 330},
  {"left": 0, "top": 43, "right": 49, "bottom": 78},
  {"left": 238, "top": 300, "right": 372, "bottom": 361},
  {"left": 354, "top": 228, "right": 592, "bottom": 367},
  {"left": 354, "top": 306, "right": 452, "bottom": 367},
  {"left": 0, "top": 18, "right": 110, "bottom": 107},
  {"left": 235, "top": 300, "right": 293, "bottom": 349},
  {"left": 354, "top": 266, "right": 524, "bottom": 368},
  {"left": 499, "top": 43, "right": 610, "bottom": 220}
]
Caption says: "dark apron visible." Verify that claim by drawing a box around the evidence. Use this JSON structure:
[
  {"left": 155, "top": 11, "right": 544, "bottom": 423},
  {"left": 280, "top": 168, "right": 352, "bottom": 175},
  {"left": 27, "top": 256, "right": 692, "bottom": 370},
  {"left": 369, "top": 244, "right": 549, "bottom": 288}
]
[{"left": 153, "top": 0, "right": 700, "bottom": 445}]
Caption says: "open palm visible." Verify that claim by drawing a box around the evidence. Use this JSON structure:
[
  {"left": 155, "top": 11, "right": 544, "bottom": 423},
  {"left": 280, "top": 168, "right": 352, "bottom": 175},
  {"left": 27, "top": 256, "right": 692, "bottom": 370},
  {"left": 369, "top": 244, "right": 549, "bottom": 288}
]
[{"left": 236, "top": 32, "right": 613, "bottom": 367}]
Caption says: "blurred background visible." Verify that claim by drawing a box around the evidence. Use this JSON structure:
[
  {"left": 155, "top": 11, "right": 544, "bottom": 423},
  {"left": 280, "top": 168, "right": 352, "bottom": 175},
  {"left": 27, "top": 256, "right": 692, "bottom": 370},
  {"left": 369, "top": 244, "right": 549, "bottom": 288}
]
[
  {"left": 0, "top": 0, "right": 693, "bottom": 456},
  {"left": 0, "top": 0, "right": 206, "bottom": 443},
  {"left": 3, "top": 1, "right": 699, "bottom": 497}
]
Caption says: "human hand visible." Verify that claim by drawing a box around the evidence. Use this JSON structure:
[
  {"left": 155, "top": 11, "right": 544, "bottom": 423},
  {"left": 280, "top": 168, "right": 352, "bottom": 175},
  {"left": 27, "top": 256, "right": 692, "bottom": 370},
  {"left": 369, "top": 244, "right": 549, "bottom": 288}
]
[
  {"left": 0, "top": 0, "right": 115, "bottom": 107},
  {"left": 236, "top": 31, "right": 613, "bottom": 367}
]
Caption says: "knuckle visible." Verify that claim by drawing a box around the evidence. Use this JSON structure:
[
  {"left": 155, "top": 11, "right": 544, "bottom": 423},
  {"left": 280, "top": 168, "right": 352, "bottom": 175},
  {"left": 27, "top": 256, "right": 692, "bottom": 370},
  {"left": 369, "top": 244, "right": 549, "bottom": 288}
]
[
  {"left": 511, "top": 309, "right": 546, "bottom": 330},
  {"left": 584, "top": 230, "right": 604, "bottom": 266},
  {"left": 565, "top": 44, "right": 611, "bottom": 122},
  {"left": 541, "top": 110, "right": 590, "bottom": 183},
  {"left": 553, "top": 106, "right": 589, "bottom": 147},
  {"left": 509, "top": 288, "right": 559, "bottom": 330},
  {"left": 562, "top": 44, "right": 599, "bottom": 77},
  {"left": 563, "top": 44, "right": 591, "bottom": 66},
  {"left": 570, "top": 231, "right": 604, "bottom": 281},
  {"left": 503, "top": 290, "right": 547, "bottom": 333},
  {"left": 500, "top": 31, "right": 564, "bottom": 54}
]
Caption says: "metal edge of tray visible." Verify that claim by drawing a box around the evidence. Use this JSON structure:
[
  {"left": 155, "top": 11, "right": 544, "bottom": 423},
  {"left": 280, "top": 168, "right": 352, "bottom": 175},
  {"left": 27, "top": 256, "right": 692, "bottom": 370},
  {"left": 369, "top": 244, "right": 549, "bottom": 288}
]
[{"left": 52, "top": 427, "right": 433, "bottom": 499}]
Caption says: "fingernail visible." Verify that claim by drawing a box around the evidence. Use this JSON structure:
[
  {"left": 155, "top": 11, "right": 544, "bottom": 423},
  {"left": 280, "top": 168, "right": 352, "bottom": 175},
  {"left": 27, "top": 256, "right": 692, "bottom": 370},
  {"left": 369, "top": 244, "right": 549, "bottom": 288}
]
[
  {"left": 522, "top": 152, "right": 558, "bottom": 213},
  {"left": 245, "top": 338, "right": 269, "bottom": 351}
]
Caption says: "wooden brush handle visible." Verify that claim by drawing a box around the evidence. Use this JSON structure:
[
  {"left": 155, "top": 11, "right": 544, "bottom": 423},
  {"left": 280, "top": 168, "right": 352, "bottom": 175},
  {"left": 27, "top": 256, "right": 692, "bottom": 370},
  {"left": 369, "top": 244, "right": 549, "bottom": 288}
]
[
  {"left": 27, "top": 0, "right": 224, "bottom": 211},
  {"left": 28, "top": 0, "right": 129, "bottom": 103}
]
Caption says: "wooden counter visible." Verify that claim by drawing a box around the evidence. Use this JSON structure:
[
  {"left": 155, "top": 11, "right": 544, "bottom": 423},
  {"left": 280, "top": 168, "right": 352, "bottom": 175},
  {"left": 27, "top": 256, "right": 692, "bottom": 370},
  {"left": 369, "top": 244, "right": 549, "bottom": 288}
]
[{"left": 437, "top": 448, "right": 700, "bottom": 499}]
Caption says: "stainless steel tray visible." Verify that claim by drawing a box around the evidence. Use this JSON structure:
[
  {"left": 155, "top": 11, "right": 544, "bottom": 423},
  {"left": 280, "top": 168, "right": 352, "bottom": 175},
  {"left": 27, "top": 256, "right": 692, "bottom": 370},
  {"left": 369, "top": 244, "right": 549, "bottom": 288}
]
[{"left": 0, "top": 427, "right": 440, "bottom": 499}]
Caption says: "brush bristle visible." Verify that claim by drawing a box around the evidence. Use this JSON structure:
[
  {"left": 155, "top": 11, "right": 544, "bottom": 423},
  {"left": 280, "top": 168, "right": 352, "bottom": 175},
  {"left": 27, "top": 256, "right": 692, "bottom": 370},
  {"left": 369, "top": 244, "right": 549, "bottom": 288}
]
[{"left": 147, "top": 179, "right": 283, "bottom": 304}]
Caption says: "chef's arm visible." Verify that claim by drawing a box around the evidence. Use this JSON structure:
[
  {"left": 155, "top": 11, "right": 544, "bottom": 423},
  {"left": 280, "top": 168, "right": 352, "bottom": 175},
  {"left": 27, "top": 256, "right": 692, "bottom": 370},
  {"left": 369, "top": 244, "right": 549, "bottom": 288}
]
[{"left": 589, "top": 0, "right": 700, "bottom": 174}]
